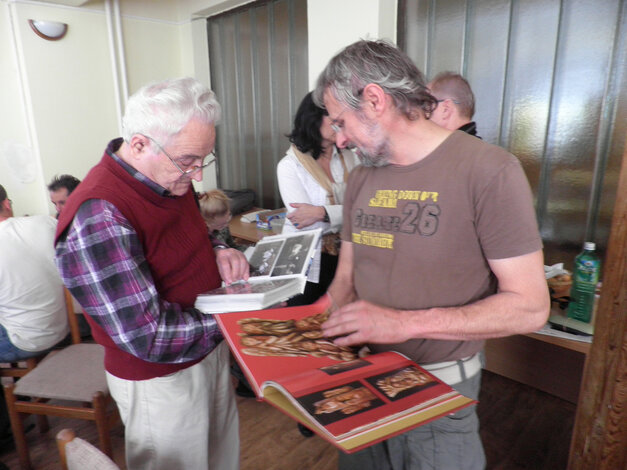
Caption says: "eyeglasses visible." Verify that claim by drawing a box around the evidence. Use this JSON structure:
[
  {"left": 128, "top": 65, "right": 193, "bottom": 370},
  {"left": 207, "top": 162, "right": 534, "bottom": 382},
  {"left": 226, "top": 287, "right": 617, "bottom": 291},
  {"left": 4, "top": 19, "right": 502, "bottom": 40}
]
[
  {"left": 330, "top": 108, "right": 349, "bottom": 134},
  {"left": 436, "top": 98, "right": 461, "bottom": 105},
  {"left": 141, "top": 134, "right": 216, "bottom": 175}
]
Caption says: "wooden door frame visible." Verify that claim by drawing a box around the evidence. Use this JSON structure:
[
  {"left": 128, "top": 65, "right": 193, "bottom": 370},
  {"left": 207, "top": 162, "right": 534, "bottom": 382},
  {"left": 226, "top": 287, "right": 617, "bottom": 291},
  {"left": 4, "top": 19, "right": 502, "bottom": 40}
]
[{"left": 568, "top": 142, "right": 627, "bottom": 469}]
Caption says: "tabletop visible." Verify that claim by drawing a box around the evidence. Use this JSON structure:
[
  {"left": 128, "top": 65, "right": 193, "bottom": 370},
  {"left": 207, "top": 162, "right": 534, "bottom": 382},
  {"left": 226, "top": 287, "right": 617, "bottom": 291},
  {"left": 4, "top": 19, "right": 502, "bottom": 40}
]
[{"left": 229, "top": 208, "right": 283, "bottom": 244}]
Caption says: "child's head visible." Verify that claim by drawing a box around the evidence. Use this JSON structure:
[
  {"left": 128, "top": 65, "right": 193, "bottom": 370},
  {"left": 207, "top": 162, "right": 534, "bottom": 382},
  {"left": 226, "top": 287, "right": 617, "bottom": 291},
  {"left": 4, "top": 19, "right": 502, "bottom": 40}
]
[{"left": 198, "top": 190, "right": 232, "bottom": 231}]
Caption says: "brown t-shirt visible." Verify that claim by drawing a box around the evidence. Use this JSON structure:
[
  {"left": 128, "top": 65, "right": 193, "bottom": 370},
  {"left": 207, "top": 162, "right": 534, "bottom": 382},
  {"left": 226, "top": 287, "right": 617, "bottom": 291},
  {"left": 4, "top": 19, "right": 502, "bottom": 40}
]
[{"left": 342, "top": 131, "right": 542, "bottom": 364}]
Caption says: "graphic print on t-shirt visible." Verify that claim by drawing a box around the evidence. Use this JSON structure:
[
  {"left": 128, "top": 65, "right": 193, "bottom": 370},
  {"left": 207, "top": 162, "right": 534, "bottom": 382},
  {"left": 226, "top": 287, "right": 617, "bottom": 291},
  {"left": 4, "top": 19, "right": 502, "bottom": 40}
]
[{"left": 351, "top": 189, "right": 440, "bottom": 249}]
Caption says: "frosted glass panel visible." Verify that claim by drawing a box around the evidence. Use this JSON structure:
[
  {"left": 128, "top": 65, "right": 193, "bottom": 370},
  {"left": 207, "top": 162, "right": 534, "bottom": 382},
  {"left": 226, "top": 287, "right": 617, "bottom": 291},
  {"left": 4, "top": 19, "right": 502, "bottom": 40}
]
[
  {"left": 429, "top": 0, "right": 466, "bottom": 74},
  {"left": 399, "top": 0, "right": 626, "bottom": 266},
  {"left": 207, "top": 0, "right": 309, "bottom": 209},
  {"left": 465, "top": 0, "right": 511, "bottom": 145}
]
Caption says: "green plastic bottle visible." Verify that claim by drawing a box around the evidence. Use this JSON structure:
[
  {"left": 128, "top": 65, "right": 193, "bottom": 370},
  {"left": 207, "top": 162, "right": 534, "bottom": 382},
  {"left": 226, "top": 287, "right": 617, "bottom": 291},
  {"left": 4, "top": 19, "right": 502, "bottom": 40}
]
[{"left": 567, "top": 242, "right": 601, "bottom": 323}]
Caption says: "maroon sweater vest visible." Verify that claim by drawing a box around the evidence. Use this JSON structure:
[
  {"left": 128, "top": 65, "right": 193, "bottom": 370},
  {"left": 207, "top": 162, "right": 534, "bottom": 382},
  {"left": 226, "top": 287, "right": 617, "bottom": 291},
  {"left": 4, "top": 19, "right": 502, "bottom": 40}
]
[{"left": 56, "top": 152, "right": 221, "bottom": 380}]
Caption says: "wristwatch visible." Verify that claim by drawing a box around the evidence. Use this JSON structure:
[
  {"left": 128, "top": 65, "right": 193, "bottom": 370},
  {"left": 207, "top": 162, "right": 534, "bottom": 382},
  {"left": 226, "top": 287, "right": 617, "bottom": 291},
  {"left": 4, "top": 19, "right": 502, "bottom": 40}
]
[
  {"left": 214, "top": 244, "right": 229, "bottom": 251},
  {"left": 322, "top": 207, "right": 330, "bottom": 223}
]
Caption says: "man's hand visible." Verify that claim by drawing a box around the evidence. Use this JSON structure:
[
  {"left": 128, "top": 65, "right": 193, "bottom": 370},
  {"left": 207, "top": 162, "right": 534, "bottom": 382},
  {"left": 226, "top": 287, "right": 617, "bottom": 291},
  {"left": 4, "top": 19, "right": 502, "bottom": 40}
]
[
  {"left": 287, "top": 203, "right": 325, "bottom": 229},
  {"left": 321, "top": 300, "right": 410, "bottom": 346},
  {"left": 215, "top": 248, "right": 249, "bottom": 285}
]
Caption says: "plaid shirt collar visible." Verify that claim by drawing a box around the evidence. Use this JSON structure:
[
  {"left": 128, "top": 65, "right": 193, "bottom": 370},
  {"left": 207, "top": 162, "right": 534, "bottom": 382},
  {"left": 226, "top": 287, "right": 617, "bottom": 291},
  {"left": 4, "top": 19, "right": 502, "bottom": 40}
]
[{"left": 106, "top": 138, "right": 172, "bottom": 197}]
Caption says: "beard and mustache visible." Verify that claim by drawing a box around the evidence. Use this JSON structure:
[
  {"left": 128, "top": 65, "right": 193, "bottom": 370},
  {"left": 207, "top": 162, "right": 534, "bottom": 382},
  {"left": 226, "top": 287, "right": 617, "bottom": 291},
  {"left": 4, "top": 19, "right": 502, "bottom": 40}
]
[{"left": 348, "top": 111, "right": 391, "bottom": 168}]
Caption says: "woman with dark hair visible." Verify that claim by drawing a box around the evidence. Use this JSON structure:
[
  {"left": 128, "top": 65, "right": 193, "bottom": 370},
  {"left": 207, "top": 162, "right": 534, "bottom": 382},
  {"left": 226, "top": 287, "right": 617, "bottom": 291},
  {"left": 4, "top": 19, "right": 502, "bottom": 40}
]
[{"left": 277, "top": 92, "right": 359, "bottom": 306}]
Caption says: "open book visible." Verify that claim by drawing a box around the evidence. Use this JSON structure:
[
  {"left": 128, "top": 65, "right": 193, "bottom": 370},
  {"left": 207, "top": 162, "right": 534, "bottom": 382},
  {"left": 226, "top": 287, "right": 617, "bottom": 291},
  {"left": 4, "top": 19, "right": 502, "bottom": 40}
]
[
  {"left": 195, "top": 229, "right": 321, "bottom": 313},
  {"left": 215, "top": 302, "right": 476, "bottom": 453}
]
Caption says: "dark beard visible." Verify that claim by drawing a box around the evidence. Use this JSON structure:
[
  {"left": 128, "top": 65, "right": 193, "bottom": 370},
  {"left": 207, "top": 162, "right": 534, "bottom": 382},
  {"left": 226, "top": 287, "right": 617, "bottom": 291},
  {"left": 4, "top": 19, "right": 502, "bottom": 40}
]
[
  {"left": 355, "top": 143, "right": 390, "bottom": 168},
  {"left": 354, "top": 111, "right": 391, "bottom": 167}
]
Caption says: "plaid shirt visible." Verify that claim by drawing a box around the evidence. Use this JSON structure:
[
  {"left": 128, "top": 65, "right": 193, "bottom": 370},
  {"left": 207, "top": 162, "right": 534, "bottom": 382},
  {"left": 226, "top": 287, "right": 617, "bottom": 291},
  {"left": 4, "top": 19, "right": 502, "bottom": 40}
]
[{"left": 55, "top": 145, "right": 224, "bottom": 364}]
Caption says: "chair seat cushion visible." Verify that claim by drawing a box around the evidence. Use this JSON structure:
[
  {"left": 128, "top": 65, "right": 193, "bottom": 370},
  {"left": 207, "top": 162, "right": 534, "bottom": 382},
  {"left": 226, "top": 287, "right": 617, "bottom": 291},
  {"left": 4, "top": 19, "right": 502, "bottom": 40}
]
[{"left": 14, "top": 343, "right": 108, "bottom": 402}]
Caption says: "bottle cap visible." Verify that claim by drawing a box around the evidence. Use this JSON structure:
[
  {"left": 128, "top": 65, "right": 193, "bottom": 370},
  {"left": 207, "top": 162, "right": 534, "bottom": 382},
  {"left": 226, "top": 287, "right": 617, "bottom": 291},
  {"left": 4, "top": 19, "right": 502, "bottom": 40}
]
[{"left": 584, "top": 242, "right": 596, "bottom": 251}]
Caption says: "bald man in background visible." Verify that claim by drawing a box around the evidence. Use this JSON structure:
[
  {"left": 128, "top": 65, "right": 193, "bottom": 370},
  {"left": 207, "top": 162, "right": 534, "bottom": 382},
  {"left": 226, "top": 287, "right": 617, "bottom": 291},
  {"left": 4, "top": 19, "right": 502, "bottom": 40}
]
[{"left": 427, "top": 71, "right": 481, "bottom": 139}]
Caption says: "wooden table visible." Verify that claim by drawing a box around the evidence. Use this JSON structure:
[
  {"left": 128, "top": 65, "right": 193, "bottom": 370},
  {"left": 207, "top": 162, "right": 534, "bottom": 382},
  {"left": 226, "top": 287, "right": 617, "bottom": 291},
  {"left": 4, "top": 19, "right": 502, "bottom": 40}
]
[
  {"left": 484, "top": 309, "right": 591, "bottom": 403},
  {"left": 229, "top": 208, "right": 282, "bottom": 244}
]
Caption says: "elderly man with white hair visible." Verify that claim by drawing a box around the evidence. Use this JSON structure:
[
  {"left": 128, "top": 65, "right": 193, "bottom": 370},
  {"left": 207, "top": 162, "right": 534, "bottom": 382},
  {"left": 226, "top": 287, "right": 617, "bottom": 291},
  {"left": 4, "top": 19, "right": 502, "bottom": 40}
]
[{"left": 55, "top": 78, "right": 249, "bottom": 470}]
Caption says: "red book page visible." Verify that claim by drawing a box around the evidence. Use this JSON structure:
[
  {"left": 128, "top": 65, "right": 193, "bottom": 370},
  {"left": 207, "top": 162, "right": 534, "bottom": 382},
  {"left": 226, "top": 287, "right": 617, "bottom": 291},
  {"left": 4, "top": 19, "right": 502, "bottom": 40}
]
[
  {"left": 216, "top": 303, "right": 468, "bottom": 441},
  {"left": 215, "top": 302, "right": 356, "bottom": 397},
  {"left": 269, "top": 352, "right": 454, "bottom": 439}
]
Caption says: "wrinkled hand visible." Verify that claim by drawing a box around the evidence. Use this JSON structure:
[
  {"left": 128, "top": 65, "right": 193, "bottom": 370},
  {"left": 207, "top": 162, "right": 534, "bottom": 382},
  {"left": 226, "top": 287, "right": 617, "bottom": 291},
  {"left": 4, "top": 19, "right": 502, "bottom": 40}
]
[
  {"left": 321, "top": 300, "right": 409, "bottom": 346},
  {"left": 287, "top": 203, "right": 325, "bottom": 229},
  {"left": 215, "top": 248, "right": 250, "bottom": 286}
]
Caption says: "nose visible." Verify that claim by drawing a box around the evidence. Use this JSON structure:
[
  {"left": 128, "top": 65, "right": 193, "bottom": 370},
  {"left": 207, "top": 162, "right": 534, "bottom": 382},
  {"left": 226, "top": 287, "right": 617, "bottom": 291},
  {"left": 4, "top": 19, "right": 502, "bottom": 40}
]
[
  {"left": 192, "top": 170, "right": 203, "bottom": 183},
  {"left": 335, "top": 131, "right": 349, "bottom": 149}
]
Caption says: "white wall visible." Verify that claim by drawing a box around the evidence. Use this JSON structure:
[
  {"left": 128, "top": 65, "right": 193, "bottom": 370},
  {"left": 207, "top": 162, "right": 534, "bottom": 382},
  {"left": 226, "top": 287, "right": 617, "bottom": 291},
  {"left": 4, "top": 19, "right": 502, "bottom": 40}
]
[
  {"left": 307, "top": 0, "right": 397, "bottom": 89},
  {"left": 0, "top": 2, "right": 42, "bottom": 216},
  {"left": 1, "top": 0, "right": 393, "bottom": 216}
]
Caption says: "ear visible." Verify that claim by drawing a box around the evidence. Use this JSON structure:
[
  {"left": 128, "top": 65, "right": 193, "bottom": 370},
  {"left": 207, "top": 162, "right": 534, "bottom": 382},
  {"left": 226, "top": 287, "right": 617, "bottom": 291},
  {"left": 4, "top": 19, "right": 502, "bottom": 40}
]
[
  {"left": 360, "top": 83, "right": 389, "bottom": 118},
  {"left": 432, "top": 99, "right": 452, "bottom": 124},
  {"left": 1, "top": 198, "right": 11, "bottom": 215},
  {"left": 128, "top": 134, "right": 149, "bottom": 160}
]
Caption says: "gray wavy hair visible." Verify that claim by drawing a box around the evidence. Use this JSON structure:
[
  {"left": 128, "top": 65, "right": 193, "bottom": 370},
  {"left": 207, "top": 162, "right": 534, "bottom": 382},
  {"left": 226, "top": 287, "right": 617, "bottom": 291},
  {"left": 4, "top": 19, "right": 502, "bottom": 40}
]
[
  {"left": 122, "top": 77, "right": 221, "bottom": 144},
  {"left": 313, "top": 40, "right": 437, "bottom": 120}
]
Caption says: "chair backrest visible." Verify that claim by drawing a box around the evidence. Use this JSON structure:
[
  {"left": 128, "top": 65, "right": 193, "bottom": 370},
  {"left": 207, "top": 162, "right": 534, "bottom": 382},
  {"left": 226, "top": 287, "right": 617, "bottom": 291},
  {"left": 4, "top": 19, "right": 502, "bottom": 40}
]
[
  {"left": 56, "top": 428, "right": 119, "bottom": 470},
  {"left": 63, "top": 287, "right": 81, "bottom": 345}
]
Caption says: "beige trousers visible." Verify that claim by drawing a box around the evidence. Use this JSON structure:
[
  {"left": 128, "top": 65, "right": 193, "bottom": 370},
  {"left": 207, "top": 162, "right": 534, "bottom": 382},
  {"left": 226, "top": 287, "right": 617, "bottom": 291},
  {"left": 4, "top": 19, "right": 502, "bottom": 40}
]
[{"left": 107, "top": 341, "right": 239, "bottom": 470}]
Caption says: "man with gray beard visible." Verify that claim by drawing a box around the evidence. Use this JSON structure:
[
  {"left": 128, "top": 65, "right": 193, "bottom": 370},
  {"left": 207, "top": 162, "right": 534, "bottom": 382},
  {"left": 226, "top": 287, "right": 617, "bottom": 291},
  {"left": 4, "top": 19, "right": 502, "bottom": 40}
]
[{"left": 314, "top": 40, "right": 549, "bottom": 470}]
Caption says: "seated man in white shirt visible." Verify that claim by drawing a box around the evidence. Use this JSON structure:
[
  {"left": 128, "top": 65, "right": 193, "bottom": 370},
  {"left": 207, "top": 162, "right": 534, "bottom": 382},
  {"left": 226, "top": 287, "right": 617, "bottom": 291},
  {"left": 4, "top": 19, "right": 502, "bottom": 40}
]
[{"left": 0, "top": 184, "right": 69, "bottom": 363}]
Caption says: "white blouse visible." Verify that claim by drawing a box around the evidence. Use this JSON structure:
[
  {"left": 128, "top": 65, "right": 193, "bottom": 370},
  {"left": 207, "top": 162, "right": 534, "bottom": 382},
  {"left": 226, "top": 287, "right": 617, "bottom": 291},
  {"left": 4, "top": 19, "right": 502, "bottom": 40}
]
[{"left": 276, "top": 145, "right": 359, "bottom": 283}]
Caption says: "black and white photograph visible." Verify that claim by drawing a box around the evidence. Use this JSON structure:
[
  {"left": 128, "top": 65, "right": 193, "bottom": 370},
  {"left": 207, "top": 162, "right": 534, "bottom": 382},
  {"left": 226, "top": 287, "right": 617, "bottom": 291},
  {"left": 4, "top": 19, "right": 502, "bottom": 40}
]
[
  {"left": 195, "top": 229, "right": 320, "bottom": 313},
  {"left": 271, "top": 233, "right": 314, "bottom": 277},
  {"left": 249, "top": 240, "right": 284, "bottom": 276}
]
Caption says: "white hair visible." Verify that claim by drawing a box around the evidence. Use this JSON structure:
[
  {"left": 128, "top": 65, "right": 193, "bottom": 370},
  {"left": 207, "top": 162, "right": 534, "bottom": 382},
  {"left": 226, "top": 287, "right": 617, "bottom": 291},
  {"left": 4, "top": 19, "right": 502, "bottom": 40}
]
[{"left": 122, "top": 77, "right": 221, "bottom": 143}]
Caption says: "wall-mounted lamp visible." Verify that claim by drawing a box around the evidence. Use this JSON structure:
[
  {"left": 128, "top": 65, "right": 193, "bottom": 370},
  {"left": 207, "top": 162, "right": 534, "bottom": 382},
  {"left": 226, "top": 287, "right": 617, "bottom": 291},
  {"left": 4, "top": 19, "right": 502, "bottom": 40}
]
[{"left": 28, "top": 20, "right": 68, "bottom": 41}]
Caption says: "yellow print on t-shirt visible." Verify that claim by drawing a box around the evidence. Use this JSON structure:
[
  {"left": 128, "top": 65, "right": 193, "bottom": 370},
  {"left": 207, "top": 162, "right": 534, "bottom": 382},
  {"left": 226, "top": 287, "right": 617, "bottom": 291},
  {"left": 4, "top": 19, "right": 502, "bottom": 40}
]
[
  {"left": 369, "top": 190, "right": 398, "bottom": 208},
  {"left": 352, "top": 231, "right": 394, "bottom": 249},
  {"left": 369, "top": 189, "right": 438, "bottom": 208}
]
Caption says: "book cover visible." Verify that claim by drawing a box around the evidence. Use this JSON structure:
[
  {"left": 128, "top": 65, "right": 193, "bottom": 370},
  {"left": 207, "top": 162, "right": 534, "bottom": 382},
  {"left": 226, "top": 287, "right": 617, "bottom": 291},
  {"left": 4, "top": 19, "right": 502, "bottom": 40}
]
[
  {"left": 216, "top": 303, "right": 476, "bottom": 453},
  {"left": 195, "top": 229, "right": 321, "bottom": 313}
]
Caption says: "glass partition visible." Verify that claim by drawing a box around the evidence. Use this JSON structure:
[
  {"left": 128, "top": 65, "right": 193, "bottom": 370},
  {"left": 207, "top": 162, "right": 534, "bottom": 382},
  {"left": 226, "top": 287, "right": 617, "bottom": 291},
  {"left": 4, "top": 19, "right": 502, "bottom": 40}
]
[{"left": 399, "top": 0, "right": 626, "bottom": 268}]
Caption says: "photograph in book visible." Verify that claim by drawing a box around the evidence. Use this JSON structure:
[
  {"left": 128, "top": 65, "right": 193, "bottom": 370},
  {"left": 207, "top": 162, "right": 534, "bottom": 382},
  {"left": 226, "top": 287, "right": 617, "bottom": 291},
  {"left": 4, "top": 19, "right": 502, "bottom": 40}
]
[
  {"left": 269, "top": 234, "right": 311, "bottom": 276},
  {"left": 215, "top": 302, "right": 476, "bottom": 453},
  {"left": 248, "top": 229, "right": 320, "bottom": 279},
  {"left": 248, "top": 240, "right": 282, "bottom": 276},
  {"left": 194, "top": 229, "right": 321, "bottom": 313}
]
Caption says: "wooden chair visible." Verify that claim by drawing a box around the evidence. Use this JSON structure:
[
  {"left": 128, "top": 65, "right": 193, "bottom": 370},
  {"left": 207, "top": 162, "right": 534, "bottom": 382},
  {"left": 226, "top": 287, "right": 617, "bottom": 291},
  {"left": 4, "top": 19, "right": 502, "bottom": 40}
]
[
  {"left": 3, "top": 289, "right": 119, "bottom": 470},
  {"left": 0, "top": 356, "right": 42, "bottom": 381},
  {"left": 56, "top": 428, "right": 120, "bottom": 470}
]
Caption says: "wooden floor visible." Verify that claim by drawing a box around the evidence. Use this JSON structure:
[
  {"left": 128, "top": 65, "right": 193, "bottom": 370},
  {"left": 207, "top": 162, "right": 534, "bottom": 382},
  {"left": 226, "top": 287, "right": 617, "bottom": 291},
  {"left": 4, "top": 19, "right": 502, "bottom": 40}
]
[{"left": 0, "top": 370, "right": 576, "bottom": 470}]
